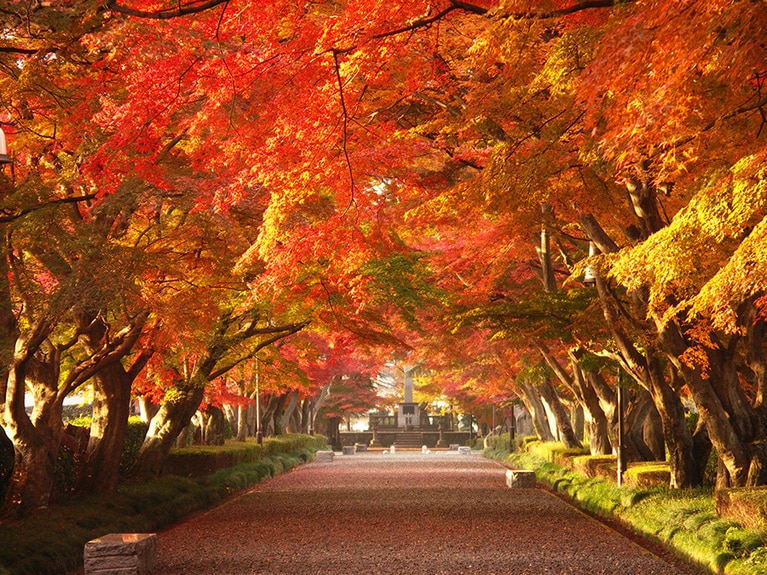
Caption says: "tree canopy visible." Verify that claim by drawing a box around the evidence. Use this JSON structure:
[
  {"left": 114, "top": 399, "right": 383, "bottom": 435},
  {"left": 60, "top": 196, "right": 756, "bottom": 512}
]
[{"left": 2, "top": 0, "right": 767, "bottom": 515}]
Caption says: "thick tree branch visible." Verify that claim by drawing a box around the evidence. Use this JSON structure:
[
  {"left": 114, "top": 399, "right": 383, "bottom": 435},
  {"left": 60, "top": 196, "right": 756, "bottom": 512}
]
[
  {"left": 508, "top": 0, "right": 631, "bottom": 20},
  {"left": 60, "top": 311, "right": 149, "bottom": 397},
  {"left": 578, "top": 213, "right": 620, "bottom": 254},
  {"left": 105, "top": 0, "right": 228, "bottom": 19},
  {"left": 0, "top": 46, "right": 39, "bottom": 55},
  {"left": 0, "top": 195, "right": 97, "bottom": 223},
  {"left": 370, "top": 5, "right": 467, "bottom": 41},
  {"left": 209, "top": 319, "right": 309, "bottom": 380}
]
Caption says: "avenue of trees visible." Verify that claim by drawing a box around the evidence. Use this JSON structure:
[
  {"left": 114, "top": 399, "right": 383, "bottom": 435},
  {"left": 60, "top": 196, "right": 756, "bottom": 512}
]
[{"left": 1, "top": 0, "right": 766, "bottom": 518}]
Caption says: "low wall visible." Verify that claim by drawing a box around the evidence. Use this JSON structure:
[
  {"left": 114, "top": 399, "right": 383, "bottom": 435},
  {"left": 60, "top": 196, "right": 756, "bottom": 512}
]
[{"left": 338, "top": 431, "right": 472, "bottom": 448}]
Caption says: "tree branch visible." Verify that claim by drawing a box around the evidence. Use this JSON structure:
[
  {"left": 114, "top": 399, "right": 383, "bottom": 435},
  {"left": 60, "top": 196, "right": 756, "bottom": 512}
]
[
  {"left": 0, "top": 195, "right": 97, "bottom": 223},
  {"left": 0, "top": 46, "right": 39, "bottom": 55},
  {"left": 508, "top": 0, "right": 631, "bottom": 20},
  {"left": 209, "top": 320, "right": 309, "bottom": 380},
  {"left": 332, "top": 51, "right": 356, "bottom": 210},
  {"left": 105, "top": 0, "right": 229, "bottom": 19}
]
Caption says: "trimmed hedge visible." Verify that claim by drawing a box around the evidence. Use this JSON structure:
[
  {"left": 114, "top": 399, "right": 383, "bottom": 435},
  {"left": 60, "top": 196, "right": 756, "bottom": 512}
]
[
  {"left": 487, "top": 442, "right": 767, "bottom": 575},
  {"left": 163, "top": 434, "right": 325, "bottom": 477},
  {"left": 0, "top": 434, "right": 327, "bottom": 575}
]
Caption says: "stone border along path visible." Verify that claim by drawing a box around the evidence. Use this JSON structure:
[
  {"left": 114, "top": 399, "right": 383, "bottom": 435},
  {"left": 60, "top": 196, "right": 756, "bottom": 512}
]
[{"left": 154, "top": 450, "right": 696, "bottom": 575}]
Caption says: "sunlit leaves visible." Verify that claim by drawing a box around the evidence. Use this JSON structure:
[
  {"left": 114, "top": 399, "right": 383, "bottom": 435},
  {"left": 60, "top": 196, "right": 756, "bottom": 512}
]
[{"left": 609, "top": 154, "right": 767, "bottom": 330}]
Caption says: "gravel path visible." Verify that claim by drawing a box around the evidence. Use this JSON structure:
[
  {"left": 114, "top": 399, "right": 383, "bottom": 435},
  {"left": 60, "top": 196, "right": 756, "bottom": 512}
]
[{"left": 155, "top": 451, "right": 693, "bottom": 575}]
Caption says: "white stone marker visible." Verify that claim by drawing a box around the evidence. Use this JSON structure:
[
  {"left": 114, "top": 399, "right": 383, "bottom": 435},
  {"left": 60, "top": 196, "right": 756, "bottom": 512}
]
[
  {"left": 505, "top": 469, "right": 536, "bottom": 488},
  {"left": 315, "top": 450, "right": 335, "bottom": 462}
]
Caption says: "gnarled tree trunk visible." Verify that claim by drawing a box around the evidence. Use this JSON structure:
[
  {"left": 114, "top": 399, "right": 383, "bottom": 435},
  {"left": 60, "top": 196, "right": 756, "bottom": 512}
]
[
  {"left": 131, "top": 382, "right": 206, "bottom": 479},
  {"left": 539, "top": 380, "right": 582, "bottom": 449},
  {"left": 1, "top": 321, "right": 58, "bottom": 519},
  {"left": 518, "top": 382, "right": 555, "bottom": 442}
]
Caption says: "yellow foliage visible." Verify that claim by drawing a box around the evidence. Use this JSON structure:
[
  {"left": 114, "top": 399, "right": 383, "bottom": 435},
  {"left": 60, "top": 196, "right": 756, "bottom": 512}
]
[{"left": 609, "top": 155, "right": 767, "bottom": 331}]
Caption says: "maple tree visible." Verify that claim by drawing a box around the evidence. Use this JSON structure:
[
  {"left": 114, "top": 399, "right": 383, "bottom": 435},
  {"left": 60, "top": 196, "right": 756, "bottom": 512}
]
[{"left": 1, "top": 0, "right": 767, "bottom": 518}]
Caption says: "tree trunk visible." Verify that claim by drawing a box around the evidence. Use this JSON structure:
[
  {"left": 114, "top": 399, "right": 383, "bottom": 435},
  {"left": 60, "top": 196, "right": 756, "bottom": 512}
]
[
  {"left": 311, "top": 384, "right": 331, "bottom": 434},
  {"left": 236, "top": 403, "right": 253, "bottom": 441},
  {"left": 260, "top": 394, "right": 276, "bottom": 436},
  {"left": 536, "top": 227, "right": 557, "bottom": 293},
  {"left": 518, "top": 382, "right": 555, "bottom": 441},
  {"left": 658, "top": 318, "right": 756, "bottom": 487},
  {"left": 645, "top": 356, "right": 699, "bottom": 488},
  {"left": 282, "top": 390, "right": 299, "bottom": 434},
  {"left": 300, "top": 399, "right": 311, "bottom": 434},
  {"left": 588, "top": 373, "right": 661, "bottom": 463},
  {"left": 1, "top": 321, "right": 58, "bottom": 519},
  {"left": 138, "top": 395, "right": 160, "bottom": 424},
  {"left": 131, "top": 383, "right": 206, "bottom": 479},
  {"left": 691, "top": 417, "right": 713, "bottom": 484},
  {"left": 200, "top": 406, "right": 226, "bottom": 445},
  {"left": 76, "top": 363, "right": 133, "bottom": 494},
  {"left": 640, "top": 400, "right": 666, "bottom": 460},
  {"left": 594, "top": 275, "right": 699, "bottom": 487},
  {"left": 539, "top": 380, "right": 582, "bottom": 448},
  {"left": 272, "top": 393, "right": 289, "bottom": 436},
  {"left": 568, "top": 357, "right": 611, "bottom": 455}
]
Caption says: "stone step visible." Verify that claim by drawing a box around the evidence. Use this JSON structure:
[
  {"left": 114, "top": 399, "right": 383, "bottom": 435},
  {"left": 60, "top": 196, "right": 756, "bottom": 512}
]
[{"left": 393, "top": 433, "right": 425, "bottom": 447}]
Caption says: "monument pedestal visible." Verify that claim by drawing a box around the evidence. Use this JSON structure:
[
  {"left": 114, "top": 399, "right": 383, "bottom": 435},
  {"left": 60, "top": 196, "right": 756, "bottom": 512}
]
[{"left": 397, "top": 402, "right": 420, "bottom": 428}]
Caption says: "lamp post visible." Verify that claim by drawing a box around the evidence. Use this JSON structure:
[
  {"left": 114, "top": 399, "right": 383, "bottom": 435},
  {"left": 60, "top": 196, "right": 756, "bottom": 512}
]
[
  {"left": 617, "top": 368, "right": 626, "bottom": 487},
  {"left": 509, "top": 400, "right": 515, "bottom": 451},
  {"left": 255, "top": 358, "right": 263, "bottom": 445}
]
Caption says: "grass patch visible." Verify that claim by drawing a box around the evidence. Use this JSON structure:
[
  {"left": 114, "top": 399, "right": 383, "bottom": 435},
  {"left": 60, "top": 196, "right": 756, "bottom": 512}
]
[
  {"left": 0, "top": 434, "right": 326, "bottom": 575},
  {"left": 487, "top": 443, "right": 767, "bottom": 575}
]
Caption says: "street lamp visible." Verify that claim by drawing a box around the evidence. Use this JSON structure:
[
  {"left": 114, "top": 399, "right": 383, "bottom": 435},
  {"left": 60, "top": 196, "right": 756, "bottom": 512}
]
[
  {"left": 255, "top": 358, "right": 263, "bottom": 445},
  {"left": 0, "top": 127, "right": 11, "bottom": 166},
  {"left": 617, "top": 368, "right": 626, "bottom": 487},
  {"left": 509, "top": 400, "right": 516, "bottom": 451}
]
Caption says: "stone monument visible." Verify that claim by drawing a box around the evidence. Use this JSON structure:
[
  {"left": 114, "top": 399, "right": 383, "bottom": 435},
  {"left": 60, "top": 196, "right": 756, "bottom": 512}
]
[{"left": 397, "top": 365, "right": 420, "bottom": 429}]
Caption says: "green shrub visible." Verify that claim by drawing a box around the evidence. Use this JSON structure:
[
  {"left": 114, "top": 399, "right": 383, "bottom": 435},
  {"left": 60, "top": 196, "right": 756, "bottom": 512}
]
[
  {"left": 740, "top": 546, "right": 767, "bottom": 574},
  {"left": 624, "top": 462, "right": 670, "bottom": 488},
  {"left": 484, "top": 433, "right": 508, "bottom": 451},
  {"left": 499, "top": 442, "right": 767, "bottom": 575},
  {"left": 121, "top": 417, "right": 149, "bottom": 476},
  {"left": 2, "top": 439, "right": 323, "bottom": 574},
  {"left": 526, "top": 441, "right": 589, "bottom": 464},
  {"left": 723, "top": 526, "right": 765, "bottom": 558}
]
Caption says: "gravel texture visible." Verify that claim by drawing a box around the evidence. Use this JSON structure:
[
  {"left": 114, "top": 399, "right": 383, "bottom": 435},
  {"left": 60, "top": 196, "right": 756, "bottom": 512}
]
[{"left": 153, "top": 450, "right": 697, "bottom": 575}]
